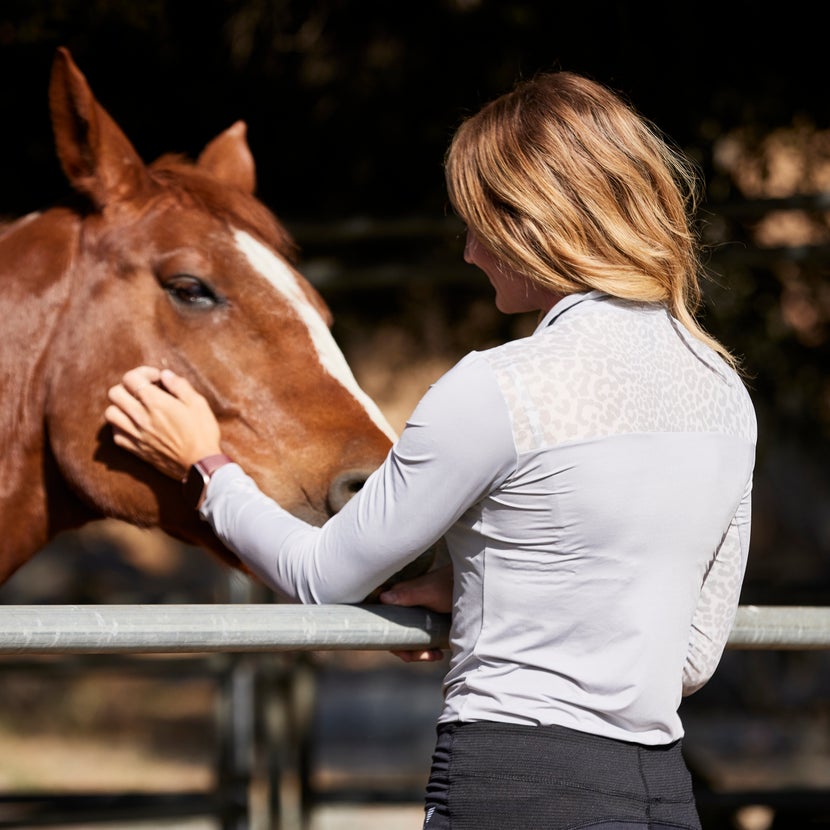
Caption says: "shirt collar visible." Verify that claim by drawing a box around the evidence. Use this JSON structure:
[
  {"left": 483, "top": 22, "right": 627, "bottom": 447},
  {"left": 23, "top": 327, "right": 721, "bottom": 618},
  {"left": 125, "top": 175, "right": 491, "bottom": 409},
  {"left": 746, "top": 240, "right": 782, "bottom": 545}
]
[{"left": 533, "top": 290, "right": 609, "bottom": 334}]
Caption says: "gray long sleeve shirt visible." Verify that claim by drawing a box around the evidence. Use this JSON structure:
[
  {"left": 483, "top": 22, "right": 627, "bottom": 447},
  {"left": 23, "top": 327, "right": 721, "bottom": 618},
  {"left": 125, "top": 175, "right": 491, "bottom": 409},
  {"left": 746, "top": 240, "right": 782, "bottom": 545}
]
[{"left": 202, "top": 291, "right": 757, "bottom": 745}]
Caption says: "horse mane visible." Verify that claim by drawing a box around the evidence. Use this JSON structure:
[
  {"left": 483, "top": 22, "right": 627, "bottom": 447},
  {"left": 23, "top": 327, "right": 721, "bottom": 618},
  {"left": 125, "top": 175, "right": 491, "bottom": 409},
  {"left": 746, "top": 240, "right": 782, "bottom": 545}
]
[
  {"left": 0, "top": 212, "right": 42, "bottom": 241},
  {"left": 149, "top": 153, "right": 300, "bottom": 265}
]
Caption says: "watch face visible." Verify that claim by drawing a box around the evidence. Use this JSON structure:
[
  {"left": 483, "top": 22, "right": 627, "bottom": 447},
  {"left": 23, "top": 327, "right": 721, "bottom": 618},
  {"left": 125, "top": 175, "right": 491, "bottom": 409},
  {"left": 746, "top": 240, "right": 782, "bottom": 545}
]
[{"left": 183, "top": 464, "right": 209, "bottom": 510}]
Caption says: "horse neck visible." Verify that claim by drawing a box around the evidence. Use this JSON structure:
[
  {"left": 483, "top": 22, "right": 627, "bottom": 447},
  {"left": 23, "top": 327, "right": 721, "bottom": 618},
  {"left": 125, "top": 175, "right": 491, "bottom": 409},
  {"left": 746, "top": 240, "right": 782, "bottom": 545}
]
[
  {"left": 0, "top": 208, "right": 83, "bottom": 569},
  {"left": 0, "top": 207, "right": 79, "bottom": 403}
]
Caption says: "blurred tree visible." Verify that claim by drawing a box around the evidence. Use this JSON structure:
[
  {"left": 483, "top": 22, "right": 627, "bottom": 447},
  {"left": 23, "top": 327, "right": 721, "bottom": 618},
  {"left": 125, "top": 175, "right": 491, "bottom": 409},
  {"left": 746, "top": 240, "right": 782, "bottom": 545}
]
[{"left": 3, "top": 0, "right": 829, "bottom": 216}]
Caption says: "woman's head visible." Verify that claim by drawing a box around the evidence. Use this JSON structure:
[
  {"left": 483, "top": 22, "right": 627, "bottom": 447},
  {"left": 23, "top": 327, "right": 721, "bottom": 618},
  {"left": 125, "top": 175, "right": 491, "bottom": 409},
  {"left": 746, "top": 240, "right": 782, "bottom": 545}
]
[
  {"left": 463, "top": 228, "right": 565, "bottom": 315},
  {"left": 446, "top": 71, "right": 734, "bottom": 364}
]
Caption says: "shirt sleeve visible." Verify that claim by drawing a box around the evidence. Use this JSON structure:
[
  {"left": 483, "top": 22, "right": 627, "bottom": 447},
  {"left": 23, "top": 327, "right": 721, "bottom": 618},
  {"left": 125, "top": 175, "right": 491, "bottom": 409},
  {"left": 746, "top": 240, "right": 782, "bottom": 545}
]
[
  {"left": 682, "top": 475, "right": 753, "bottom": 695},
  {"left": 200, "top": 353, "right": 518, "bottom": 604}
]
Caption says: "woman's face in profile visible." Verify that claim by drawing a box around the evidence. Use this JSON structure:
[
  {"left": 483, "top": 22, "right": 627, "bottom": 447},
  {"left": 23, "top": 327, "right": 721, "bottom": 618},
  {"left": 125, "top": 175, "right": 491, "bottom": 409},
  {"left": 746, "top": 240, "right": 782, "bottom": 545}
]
[{"left": 463, "top": 230, "right": 561, "bottom": 315}]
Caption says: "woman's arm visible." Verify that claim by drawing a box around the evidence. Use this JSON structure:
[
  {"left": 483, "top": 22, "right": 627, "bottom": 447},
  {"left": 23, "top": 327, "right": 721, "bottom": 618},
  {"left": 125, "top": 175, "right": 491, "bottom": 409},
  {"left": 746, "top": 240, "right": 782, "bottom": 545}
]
[
  {"left": 105, "top": 356, "right": 517, "bottom": 605},
  {"left": 682, "top": 477, "right": 753, "bottom": 695},
  {"left": 199, "top": 355, "right": 516, "bottom": 603}
]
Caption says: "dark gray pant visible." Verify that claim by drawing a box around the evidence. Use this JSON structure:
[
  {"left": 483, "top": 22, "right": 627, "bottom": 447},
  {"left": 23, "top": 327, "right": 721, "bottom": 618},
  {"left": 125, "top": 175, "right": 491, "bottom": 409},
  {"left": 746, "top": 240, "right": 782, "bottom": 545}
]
[{"left": 423, "top": 721, "right": 701, "bottom": 830}]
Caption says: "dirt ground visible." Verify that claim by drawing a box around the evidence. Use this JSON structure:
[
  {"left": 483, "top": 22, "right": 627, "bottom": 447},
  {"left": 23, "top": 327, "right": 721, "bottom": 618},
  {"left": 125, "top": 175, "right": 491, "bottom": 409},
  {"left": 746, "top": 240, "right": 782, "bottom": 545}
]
[{"left": 0, "top": 649, "right": 443, "bottom": 830}]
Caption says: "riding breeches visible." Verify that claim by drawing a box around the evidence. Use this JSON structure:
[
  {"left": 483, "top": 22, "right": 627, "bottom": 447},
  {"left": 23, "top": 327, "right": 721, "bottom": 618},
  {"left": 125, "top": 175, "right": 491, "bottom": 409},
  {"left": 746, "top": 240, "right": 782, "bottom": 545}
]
[{"left": 422, "top": 721, "right": 702, "bottom": 830}]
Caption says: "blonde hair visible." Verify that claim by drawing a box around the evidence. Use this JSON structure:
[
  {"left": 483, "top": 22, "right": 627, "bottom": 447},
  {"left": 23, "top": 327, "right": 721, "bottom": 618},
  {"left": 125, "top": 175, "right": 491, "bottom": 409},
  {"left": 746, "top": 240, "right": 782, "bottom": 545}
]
[{"left": 445, "top": 71, "right": 736, "bottom": 368}]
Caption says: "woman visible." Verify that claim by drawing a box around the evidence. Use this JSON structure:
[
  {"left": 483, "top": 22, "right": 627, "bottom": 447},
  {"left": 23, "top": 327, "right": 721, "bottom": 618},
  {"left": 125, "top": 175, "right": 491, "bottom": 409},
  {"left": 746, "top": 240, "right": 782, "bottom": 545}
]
[{"left": 105, "top": 71, "right": 756, "bottom": 829}]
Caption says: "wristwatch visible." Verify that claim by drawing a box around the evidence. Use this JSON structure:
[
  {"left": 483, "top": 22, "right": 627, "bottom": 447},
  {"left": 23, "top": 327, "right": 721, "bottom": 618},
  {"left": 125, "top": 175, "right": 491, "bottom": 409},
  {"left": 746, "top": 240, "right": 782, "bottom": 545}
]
[{"left": 182, "top": 453, "right": 234, "bottom": 510}]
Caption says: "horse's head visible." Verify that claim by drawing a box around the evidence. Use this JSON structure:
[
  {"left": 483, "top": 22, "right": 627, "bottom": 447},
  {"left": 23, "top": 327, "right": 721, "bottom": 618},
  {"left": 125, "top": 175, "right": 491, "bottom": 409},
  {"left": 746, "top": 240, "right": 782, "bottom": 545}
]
[{"left": 41, "top": 48, "right": 397, "bottom": 573}]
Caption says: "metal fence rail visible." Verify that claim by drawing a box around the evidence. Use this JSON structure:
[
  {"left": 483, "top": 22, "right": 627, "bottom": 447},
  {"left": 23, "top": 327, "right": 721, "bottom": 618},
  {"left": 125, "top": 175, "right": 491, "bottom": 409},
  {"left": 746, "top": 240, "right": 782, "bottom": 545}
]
[
  {"left": 726, "top": 604, "right": 830, "bottom": 648},
  {"left": 0, "top": 604, "right": 829, "bottom": 655},
  {"left": 2, "top": 603, "right": 829, "bottom": 829},
  {"left": 0, "top": 604, "right": 449, "bottom": 655}
]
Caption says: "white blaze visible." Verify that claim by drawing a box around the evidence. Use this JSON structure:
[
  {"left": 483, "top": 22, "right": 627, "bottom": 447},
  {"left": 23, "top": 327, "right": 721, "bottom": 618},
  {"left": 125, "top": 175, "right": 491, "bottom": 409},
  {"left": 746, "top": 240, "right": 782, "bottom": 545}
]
[{"left": 234, "top": 230, "right": 398, "bottom": 442}]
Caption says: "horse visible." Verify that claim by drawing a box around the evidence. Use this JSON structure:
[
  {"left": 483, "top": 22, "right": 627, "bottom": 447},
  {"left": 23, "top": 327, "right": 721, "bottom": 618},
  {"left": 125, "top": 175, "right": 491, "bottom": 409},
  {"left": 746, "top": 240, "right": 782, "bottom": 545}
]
[{"left": 0, "top": 47, "right": 409, "bottom": 591}]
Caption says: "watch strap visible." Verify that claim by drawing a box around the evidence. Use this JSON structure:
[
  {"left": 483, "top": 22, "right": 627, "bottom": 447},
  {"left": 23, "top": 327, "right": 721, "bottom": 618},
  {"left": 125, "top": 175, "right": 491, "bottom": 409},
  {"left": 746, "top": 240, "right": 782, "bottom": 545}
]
[
  {"left": 194, "top": 453, "right": 234, "bottom": 479},
  {"left": 182, "top": 453, "right": 234, "bottom": 510}
]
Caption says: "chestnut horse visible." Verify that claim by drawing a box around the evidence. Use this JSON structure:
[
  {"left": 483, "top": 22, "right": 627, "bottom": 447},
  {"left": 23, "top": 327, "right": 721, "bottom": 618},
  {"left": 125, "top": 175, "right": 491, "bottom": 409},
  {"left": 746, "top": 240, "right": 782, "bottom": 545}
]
[{"left": 0, "top": 48, "right": 399, "bottom": 587}]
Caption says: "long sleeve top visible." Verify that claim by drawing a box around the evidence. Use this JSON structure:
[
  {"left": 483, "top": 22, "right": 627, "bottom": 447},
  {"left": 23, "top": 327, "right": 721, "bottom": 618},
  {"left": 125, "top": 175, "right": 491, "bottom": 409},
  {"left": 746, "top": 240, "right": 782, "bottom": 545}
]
[{"left": 202, "top": 291, "right": 757, "bottom": 745}]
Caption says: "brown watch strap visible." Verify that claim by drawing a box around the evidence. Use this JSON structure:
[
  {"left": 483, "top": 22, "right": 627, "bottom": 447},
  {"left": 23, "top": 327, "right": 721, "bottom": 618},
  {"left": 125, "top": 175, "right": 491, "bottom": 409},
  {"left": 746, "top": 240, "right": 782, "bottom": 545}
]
[{"left": 182, "top": 453, "right": 234, "bottom": 510}]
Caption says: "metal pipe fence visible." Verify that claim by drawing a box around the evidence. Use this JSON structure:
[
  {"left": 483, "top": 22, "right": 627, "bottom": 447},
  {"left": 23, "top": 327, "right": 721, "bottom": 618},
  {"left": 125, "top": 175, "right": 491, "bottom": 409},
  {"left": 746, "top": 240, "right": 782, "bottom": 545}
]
[
  {"left": 0, "top": 604, "right": 829, "bottom": 655},
  {"left": 0, "top": 604, "right": 448, "bottom": 655},
  {"left": 1, "top": 603, "right": 829, "bottom": 829}
]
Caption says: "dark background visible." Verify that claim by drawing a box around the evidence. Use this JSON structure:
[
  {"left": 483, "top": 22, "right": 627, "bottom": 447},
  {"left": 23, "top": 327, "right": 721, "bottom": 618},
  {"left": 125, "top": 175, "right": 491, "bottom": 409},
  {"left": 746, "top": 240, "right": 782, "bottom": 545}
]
[
  {"left": 1, "top": 2, "right": 829, "bottom": 823},
  {"left": 2, "top": 0, "right": 829, "bottom": 218}
]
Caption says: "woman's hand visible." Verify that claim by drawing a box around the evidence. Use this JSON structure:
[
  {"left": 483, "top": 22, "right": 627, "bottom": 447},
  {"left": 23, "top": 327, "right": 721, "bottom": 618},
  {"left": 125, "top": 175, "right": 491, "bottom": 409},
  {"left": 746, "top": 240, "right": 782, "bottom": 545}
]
[
  {"left": 105, "top": 366, "right": 223, "bottom": 480},
  {"left": 379, "top": 564, "right": 453, "bottom": 663}
]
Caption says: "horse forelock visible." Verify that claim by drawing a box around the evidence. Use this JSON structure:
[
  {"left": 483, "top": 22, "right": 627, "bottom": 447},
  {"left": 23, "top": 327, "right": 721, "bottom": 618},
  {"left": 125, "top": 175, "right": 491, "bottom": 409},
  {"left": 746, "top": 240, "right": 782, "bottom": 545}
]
[
  {"left": 149, "top": 157, "right": 298, "bottom": 263},
  {"left": 234, "top": 230, "right": 398, "bottom": 442}
]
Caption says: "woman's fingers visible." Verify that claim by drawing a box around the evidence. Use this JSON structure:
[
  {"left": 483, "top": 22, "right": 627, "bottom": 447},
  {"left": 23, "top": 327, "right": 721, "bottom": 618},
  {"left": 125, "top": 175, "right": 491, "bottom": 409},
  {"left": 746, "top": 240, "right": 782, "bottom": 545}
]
[
  {"left": 389, "top": 649, "right": 446, "bottom": 663},
  {"left": 159, "top": 368, "right": 199, "bottom": 402},
  {"left": 379, "top": 564, "right": 453, "bottom": 614},
  {"left": 122, "top": 366, "right": 163, "bottom": 397},
  {"left": 106, "top": 384, "right": 150, "bottom": 432},
  {"left": 380, "top": 565, "right": 452, "bottom": 663},
  {"left": 106, "top": 366, "right": 164, "bottom": 426},
  {"left": 104, "top": 402, "right": 139, "bottom": 437},
  {"left": 104, "top": 366, "right": 223, "bottom": 479}
]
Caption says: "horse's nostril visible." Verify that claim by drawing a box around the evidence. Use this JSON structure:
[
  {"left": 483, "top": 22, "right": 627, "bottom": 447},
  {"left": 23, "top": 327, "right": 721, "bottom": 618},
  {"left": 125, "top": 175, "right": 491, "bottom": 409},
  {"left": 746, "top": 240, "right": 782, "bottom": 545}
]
[{"left": 327, "top": 469, "right": 371, "bottom": 514}]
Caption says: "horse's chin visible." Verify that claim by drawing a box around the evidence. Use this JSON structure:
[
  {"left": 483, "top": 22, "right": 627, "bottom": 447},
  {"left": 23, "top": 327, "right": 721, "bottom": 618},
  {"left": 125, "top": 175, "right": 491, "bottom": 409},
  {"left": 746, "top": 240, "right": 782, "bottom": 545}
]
[{"left": 288, "top": 504, "right": 330, "bottom": 528}]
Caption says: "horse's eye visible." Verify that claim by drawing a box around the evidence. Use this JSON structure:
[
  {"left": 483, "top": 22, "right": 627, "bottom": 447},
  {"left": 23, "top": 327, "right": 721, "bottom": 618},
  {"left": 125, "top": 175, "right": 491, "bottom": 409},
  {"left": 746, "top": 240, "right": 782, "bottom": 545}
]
[{"left": 164, "top": 275, "right": 222, "bottom": 309}]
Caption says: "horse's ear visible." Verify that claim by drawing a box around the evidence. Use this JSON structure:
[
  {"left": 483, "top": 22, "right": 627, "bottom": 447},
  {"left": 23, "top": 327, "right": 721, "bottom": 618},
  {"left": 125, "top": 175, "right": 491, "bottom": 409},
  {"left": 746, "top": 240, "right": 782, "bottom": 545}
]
[
  {"left": 48, "top": 47, "right": 150, "bottom": 210},
  {"left": 197, "top": 121, "right": 257, "bottom": 194}
]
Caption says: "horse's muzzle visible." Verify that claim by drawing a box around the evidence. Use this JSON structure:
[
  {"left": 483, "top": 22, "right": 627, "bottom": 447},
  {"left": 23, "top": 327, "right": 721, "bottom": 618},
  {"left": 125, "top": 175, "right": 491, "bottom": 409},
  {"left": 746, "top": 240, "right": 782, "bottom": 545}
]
[{"left": 327, "top": 468, "right": 376, "bottom": 514}]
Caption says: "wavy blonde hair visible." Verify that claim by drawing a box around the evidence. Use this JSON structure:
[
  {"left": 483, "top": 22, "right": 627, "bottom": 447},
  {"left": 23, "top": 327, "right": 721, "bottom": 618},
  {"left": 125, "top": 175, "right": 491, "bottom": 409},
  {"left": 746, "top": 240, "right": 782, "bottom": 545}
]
[{"left": 445, "top": 71, "right": 736, "bottom": 367}]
